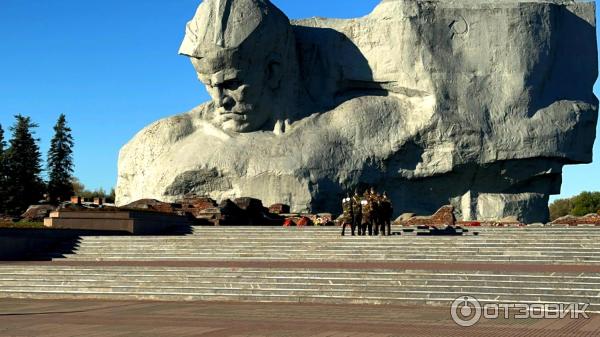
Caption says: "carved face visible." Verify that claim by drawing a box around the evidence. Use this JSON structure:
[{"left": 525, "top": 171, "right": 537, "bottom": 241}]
[{"left": 191, "top": 56, "right": 277, "bottom": 133}]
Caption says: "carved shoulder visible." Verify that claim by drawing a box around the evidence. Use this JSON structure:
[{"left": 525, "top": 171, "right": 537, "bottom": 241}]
[{"left": 119, "top": 103, "right": 213, "bottom": 166}]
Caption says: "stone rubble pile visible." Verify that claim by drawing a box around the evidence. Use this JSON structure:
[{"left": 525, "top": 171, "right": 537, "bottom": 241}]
[
  {"left": 394, "top": 205, "right": 456, "bottom": 227},
  {"left": 551, "top": 213, "right": 600, "bottom": 226}
]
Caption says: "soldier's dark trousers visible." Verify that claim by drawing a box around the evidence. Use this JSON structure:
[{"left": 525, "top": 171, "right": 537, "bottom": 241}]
[
  {"left": 384, "top": 220, "right": 391, "bottom": 236},
  {"left": 360, "top": 223, "right": 367, "bottom": 236},
  {"left": 341, "top": 222, "right": 356, "bottom": 236},
  {"left": 354, "top": 216, "right": 364, "bottom": 235},
  {"left": 367, "top": 223, "right": 373, "bottom": 236},
  {"left": 377, "top": 220, "right": 387, "bottom": 235}
]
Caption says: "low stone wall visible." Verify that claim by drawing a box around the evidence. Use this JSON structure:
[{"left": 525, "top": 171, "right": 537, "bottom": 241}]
[{"left": 44, "top": 210, "right": 191, "bottom": 234}]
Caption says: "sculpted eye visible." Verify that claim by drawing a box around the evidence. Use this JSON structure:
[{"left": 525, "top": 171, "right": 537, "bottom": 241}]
[{"left": 221, "top": 80, "right": 242, "bottom": 90}]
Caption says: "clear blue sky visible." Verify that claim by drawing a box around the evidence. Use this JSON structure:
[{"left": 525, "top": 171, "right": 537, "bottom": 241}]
[{"left": 0, "top": 0, "right": 598, "bottom": 200}]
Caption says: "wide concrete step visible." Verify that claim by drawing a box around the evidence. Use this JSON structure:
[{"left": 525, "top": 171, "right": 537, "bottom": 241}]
[
  {"left": 0, "top": 267, "right": 595, "bottom": 285},
  {"left": 68, "top": 243, "right": 600, "bottom": 253},
  {"left": 66, "top": 245, "right": 600, "bottom": 251},
  {"left": 1, "top": 265, "right": 597, "bottom": 309},
  {"left": 2, "top": 267, "right": 598, "bottom": 285},
  {"left": 189, "top": 226, "right": 599, "bottom": 230},
  {"left": 189, "top": 229, "right": 600, "bottom": 233},
  {"left": 56, "top": 249, "right": 600, "bottom": 260},
  {"left": 71, "top": 238, "right": 600, "bottom": 244},
  {"left": 63, "top": 249, "right": 600, "bottom": 256},
  {"left": 38, "top": 256, "right": 600, "bottom": 265},
  {"left": 1, "top": 284, "right": 598, "bottom": 299},
  {"left": 77, "top": 232, "right": 600, "bottom": 237},
  {"left": 74, "top": 232, "right": 600, "bottom": 241},
  {"left": 2, "top": 289, "right": 598, "bottom": 313},
  {"left": 48, "top": 251, "right": 600, "bottom": 258},
  {"left": 0, "top": 277, "right": 598, "bottom": 293},
  {"left": 2, "top": 266, "right": 597, "bottom": 278},
  {"left": 73, "top": 245, "right": 600, "bottom": 250},
  {"left": 191, "top": 230, "right": 600, "bottom": 234},
  {"left": 86, "top": 231, "right": 600, "bottom": 235},
  {"left": 0, "top": 268, "right": 600, "bottom": 310},
  {"left": 65, "top": 239, "right": 600, "bottom": 246}
]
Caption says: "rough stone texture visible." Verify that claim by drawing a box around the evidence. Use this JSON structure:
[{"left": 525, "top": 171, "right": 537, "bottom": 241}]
[
  {"left": 268, "top": 203, "right": 290, "bottom": 214},
  {"left": 177, "top": 196, "right": 218, "bottom": 217},
  {"left": 551, "top": 213, "right": 600, "bottom": 226},
  {"left": 396, "top": 213, "right": 416, "bottom": 222},
  {"left": 117, "top": 0, "right": 598, "bottom": 223},
  {"left": 394, "top": 205, "right": 456, "bottom": 227},
  {"left": 20, "top": 205, "right": 56, "bottom": 222},
  {"left": 121, "top": 199, "right": 179, "bottom": 214}
]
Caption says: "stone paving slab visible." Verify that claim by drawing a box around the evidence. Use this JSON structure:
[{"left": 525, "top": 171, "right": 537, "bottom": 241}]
[
  {"left": 0, "top": 298, "right": 597, "bottom": 337},
  {"left": 5, "top": 260, "right": 600, "bottom": 273}
]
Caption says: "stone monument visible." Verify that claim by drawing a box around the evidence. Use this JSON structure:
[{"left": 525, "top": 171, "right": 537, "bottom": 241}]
[{"left": 116, "top": 0, "right": 598, "bottom": 223}]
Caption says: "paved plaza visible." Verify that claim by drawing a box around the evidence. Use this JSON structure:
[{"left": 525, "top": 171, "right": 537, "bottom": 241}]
[{"left": 0, "top": 298, "right": 598, "bottom": 337}]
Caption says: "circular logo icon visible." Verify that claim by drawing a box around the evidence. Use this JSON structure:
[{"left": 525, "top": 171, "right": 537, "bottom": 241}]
[{"left": 451, "top": 296, "right": 482, "bottom": 327}]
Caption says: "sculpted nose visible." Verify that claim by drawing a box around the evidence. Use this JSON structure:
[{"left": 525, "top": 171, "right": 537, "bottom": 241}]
[
  {"left": 222, "top": 96, "right": 235, "bottom": 110},
  {"left": 217, "top": 90, "right": 235, "bottom": 111}
]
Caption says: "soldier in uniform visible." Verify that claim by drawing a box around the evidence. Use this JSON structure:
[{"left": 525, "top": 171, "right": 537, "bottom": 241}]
[
  {"left": 352, "top": 190, "right": 364, "bottom": 236},
  {"left": 380, "top": 192, "right": 393, "bottom": 236},
  {"left": 370, "top": 189, "right": 382, "bottom": 236},
  {"left": 362, "top": 188, "right": 375, "bottom": 236},
  {"left": 340, "top": 194, "right": 356, "bottom": 236}
]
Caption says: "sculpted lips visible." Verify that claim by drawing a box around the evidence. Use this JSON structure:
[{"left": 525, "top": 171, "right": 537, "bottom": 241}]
[
  {"left": 220, "top": 110, "right": 246, "bottom": 116},
  {"left": 217, "top": 104, "right": 253, "bottom": 120},
  {"left": 216, "top": 110, "right": 249, "bottom": 122}
]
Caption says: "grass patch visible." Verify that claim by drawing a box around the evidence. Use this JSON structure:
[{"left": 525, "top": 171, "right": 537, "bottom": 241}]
[{"left": 0, "top": 221, "right": 45, "bottom": 229}]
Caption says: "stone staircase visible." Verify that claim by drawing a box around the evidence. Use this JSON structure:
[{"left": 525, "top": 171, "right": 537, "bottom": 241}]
[
  {"left": 0, "top": 265, "right": 599, "bottom": 311},
  {"left": 39, "top": 226, "right": 600, "bottom": 264},
  {"left": 1, "top": 226, "right": 599, "bottom": 312}
]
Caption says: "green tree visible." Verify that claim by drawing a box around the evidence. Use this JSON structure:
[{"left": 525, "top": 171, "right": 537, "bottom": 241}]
[
  {"left": 71, "top": 177, "right": 85, "bottom": 196},
  {"left": 570, "top": 192, "right": 600, "bottom": 216},
  {"left": 548, "top": 198, "right": 572, "bottom": 221},
  {"left": 0, "top": 124, "right": 7, "bottom": 213},
  {"left": 71, "top": 177, "right": 115, "bottom": 203},
  {"left": 4, "top": 115, "right": 45, "bottom": 215},
  {"left": 47, "top": 114, "right": 74, "bottom": 203},
  {"left": 107, "top": 188, "right": 115, "bottom": 203}
]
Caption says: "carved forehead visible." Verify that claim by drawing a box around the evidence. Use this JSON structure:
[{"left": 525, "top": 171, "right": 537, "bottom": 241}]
[
  {"left": 192, "top": 51, "right": 251, "bottom": 85},
  {"left": 194, "top": 49, "right": 240, "bottom": 73}
]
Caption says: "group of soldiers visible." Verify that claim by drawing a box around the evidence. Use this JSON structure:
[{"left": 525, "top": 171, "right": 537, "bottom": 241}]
[{"left": 340, "top": 187, "right": 393, "bottom": 236}]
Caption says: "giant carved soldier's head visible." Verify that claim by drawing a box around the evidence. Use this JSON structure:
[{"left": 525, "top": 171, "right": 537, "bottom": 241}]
[{"left": 179, "top": 0, "right": 298, "bottom": 133}]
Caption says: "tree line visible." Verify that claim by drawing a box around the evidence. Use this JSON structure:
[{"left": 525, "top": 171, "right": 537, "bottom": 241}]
[
  {"left": 0, "top": 114, "right": 75, "bottom": 215},
  {"left": 549, "top": 191, "right": 600, "bottom": 221}
]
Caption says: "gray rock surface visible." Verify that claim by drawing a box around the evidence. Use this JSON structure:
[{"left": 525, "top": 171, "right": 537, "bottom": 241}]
[{"left": 116, "top": 0, "right": 598, "bottom": 223}]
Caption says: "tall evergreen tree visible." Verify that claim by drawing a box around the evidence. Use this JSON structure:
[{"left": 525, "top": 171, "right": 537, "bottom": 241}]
[
  {"left": 4, "top": 115, "right": 45, "bottom": 215},
  {"left": 47, "top": 114, "right": 74, "bottom": 203},
  {"left": 0, "top": 124, "right": 6, "bottom": 213}
]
